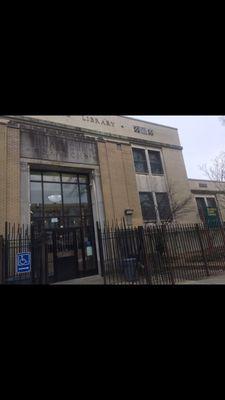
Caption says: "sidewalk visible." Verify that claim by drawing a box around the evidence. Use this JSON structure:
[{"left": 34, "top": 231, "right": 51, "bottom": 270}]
[
  {"left": 178, "top": 272, "right": 225, "bottom": 285},
  {"left": 54, "top": 273, "right": 225, "bottom": 285},
  {"left": 54, "top": 275, "right": 104, "bottom": 285}
]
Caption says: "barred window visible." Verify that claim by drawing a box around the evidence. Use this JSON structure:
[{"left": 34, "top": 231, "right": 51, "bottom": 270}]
[
  {"left": 139, "top": 192, "right": 156, "bottom": 221},
  {"left": 132, "top": 148, "right": 148, "bottom": 173},
  {"left": 155, "top": 193, "right": 172, "bottom": 221},
  {"left": 148, "top": 151, "right": 164, "bottom": 175}
]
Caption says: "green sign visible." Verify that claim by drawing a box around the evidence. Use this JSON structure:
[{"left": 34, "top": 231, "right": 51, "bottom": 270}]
[
  {"left": 206, "top": 207, "right": 220, "bottom": 227},
  {"left": 207, "top": 207, "right": 217, "bottom": 217}
]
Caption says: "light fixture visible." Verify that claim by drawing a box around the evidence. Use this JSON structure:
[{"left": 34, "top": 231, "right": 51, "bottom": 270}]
[
  {"left": 125, "top": 209, "right": 134, "bottom": 216},
  {"left": 48, "top": 195, "right": 62, "bottom": 203}
]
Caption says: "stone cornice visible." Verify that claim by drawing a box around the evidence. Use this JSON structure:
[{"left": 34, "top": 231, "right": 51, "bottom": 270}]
[{"left": 4, "top": 115, "right": 183, "bottom": 151}]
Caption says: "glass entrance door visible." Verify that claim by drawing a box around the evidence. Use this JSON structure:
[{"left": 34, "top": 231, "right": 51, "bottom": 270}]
[{"left": 30, "top": 171, "right": 97, "bottom": 281}]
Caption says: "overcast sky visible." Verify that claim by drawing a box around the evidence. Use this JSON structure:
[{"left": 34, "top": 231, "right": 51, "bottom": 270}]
[{"left": 131, "top": 116, "right": 224, "bottom": 179}]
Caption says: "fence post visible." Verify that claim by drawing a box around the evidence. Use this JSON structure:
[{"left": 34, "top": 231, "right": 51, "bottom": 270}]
[
  {"left": 195, "top": 224, "right": 210, "bottom": 277},
  {"left": 4, "top": 222, "right": 9, "bottom": 282},
  {"left": 137, "top": 226, "right": 152, "bottom": 285},
  {"left": 220, "top": 224, "right": 225, "bottom": 248},
  {"left": 44, "top": 239, "right": 48, "bottom": 285},
  {"left": 41, "top": 231, "right": 49, "bottom": 285},
  {"left": 31, "top": 225, "right": 36, "bottom": 284},
  {"left": 161, "top": 225, "right": 175, "bottom": 285},
  {"left": 220, "top": 224, "right": 225, "bottom": 270},
  {"left": 0, "top": 236, "right": 4, "bottom": 284},
  {"left": 96, "top": 222, "right": 106, "bottom": 285}
]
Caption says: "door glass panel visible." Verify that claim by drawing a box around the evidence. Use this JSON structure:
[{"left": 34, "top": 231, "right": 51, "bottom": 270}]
[
  {"left": 63, "top": 184, "right": 80, "bottom": 216},
  {"left": 43, "top": 183, "right": 63, "bottom": 218},
  {"left": 80, "top": 185, "right": 88, "bottom": 203},
  {"left": 80, "top": 185, "right": 91, "bottom": 217},
  {"left": 31, "top": 182, "right": 43, "bottom": 217}
]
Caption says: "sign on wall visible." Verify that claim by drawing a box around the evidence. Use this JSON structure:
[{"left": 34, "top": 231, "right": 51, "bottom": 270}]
[
  {"left": 206, "top": 207, "right": 220, "bottom": 227},
  {"left": 82, "top": 116, "right": 154, "bottom": 136},
  {"left": 16, "top": 252, "right": 31, "bottom": 273}
]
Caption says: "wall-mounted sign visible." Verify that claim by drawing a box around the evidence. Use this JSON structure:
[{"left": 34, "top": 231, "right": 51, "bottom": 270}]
[
  {"left": 81, "top": 116, "right": 154, "bottom": 136},
  {"left": 133, "top": 126, "right": 154, "bottom": 136},
  {"left": 16, "top": 252, "right": 31, "bottom": 273},
  {"left": 206, "top": 207, "right": 220, "bottom": 228},
  {"left": 207, "top": 207, "right": 217, "bottom": 217},
  {"left": 86, "top": 246, "right": 93, "bottom": 257},
  {"left": 51, "top": 218, "right": 59, "bottom": 223},
  {"left": 82, "top": 116, "right": 115, "bottom": 127}
]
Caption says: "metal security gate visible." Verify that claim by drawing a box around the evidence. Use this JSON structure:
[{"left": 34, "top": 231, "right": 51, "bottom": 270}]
[
  {"left": 52, "top": 229, "right": 77, "bottom": 282},
  {"left": 46, "top": 225, "right": 98, "bottom": 283}
]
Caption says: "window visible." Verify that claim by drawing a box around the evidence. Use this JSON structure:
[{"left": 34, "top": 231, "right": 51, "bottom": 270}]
[
  {"left": 196, "top": 196, "right": 221, "bottom": 224},
  {"left": 139, "top": 192, "right": 156, "bottom": 221},
  {"left": 206, "top": 197, "right": 217, "bottom": 209},
  {"left": 155, "top": 193, "right": 172, "bottom": 221},
  {"left": 43, "top": 172, "right": 60, "bottom": 182},
  {"left": 148, "top": 151, "right": 164, "bottom": 175},
  {"left": 132, "top": 148, "right": 148, "bottom": 173},
  {"left": 206, "top": 198, "right": 220, "bottom": 220},
  {"left": 30, "top": 171, "right": 93, "bottom": 229},
  {"left": 196, "top": 197, "right": 208, "bottom": 222}
]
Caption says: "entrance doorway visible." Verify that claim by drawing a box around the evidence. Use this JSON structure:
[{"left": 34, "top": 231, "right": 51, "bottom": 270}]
[{"left": 30, "top": 170, "right": 98, "bottom": 282}]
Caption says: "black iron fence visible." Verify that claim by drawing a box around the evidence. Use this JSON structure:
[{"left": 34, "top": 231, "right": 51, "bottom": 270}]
[
  {"left": 97, "top": 222, "right": 225, "bottom": 285},
  {"left": 0, "top": 223, "right": 47, "bottom": 284},
  {"left": 2, "top": 221, "right": 225, "bottom": 285},
  {"left": 0, "top": 222, "right": 97, "bottom": 285}
]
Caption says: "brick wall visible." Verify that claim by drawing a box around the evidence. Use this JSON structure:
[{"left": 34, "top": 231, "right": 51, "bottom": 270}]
[
  {"left": 0, "top": 121, "right": 20, "bottom": 234},
  {"left": 97, "top": 141, "right": 143, "bottom": 226}
]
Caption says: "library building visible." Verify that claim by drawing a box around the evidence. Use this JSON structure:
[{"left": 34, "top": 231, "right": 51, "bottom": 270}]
[{"left": 0, "top": 115, "right": 224, "bottom": 283}]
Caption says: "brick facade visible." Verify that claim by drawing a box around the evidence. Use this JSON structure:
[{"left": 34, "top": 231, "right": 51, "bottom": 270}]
[
  {"left": 0, "top": 116, "right": 204, "bottom": 233},
  {"left": 97, "top": 141, "right": 143, "bottom": 226},
  {"left": 0, "top": 121, "right": 20, "bottom": 234}
]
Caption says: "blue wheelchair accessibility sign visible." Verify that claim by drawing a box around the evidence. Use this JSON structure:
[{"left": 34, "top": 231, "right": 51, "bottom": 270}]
[{"left": 17, "top": 252, "right": 31, "bottom": 273}]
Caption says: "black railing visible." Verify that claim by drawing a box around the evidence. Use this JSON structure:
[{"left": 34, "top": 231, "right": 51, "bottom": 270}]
[
  {"left": 0, "top": 222, "right": 97, "bottom": 285},
  {"left": 0, "top": 223, "right": 46, "bottom": 285},
  {"left": 97, "top": 222, "right": 225, "bottom": 285}
]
